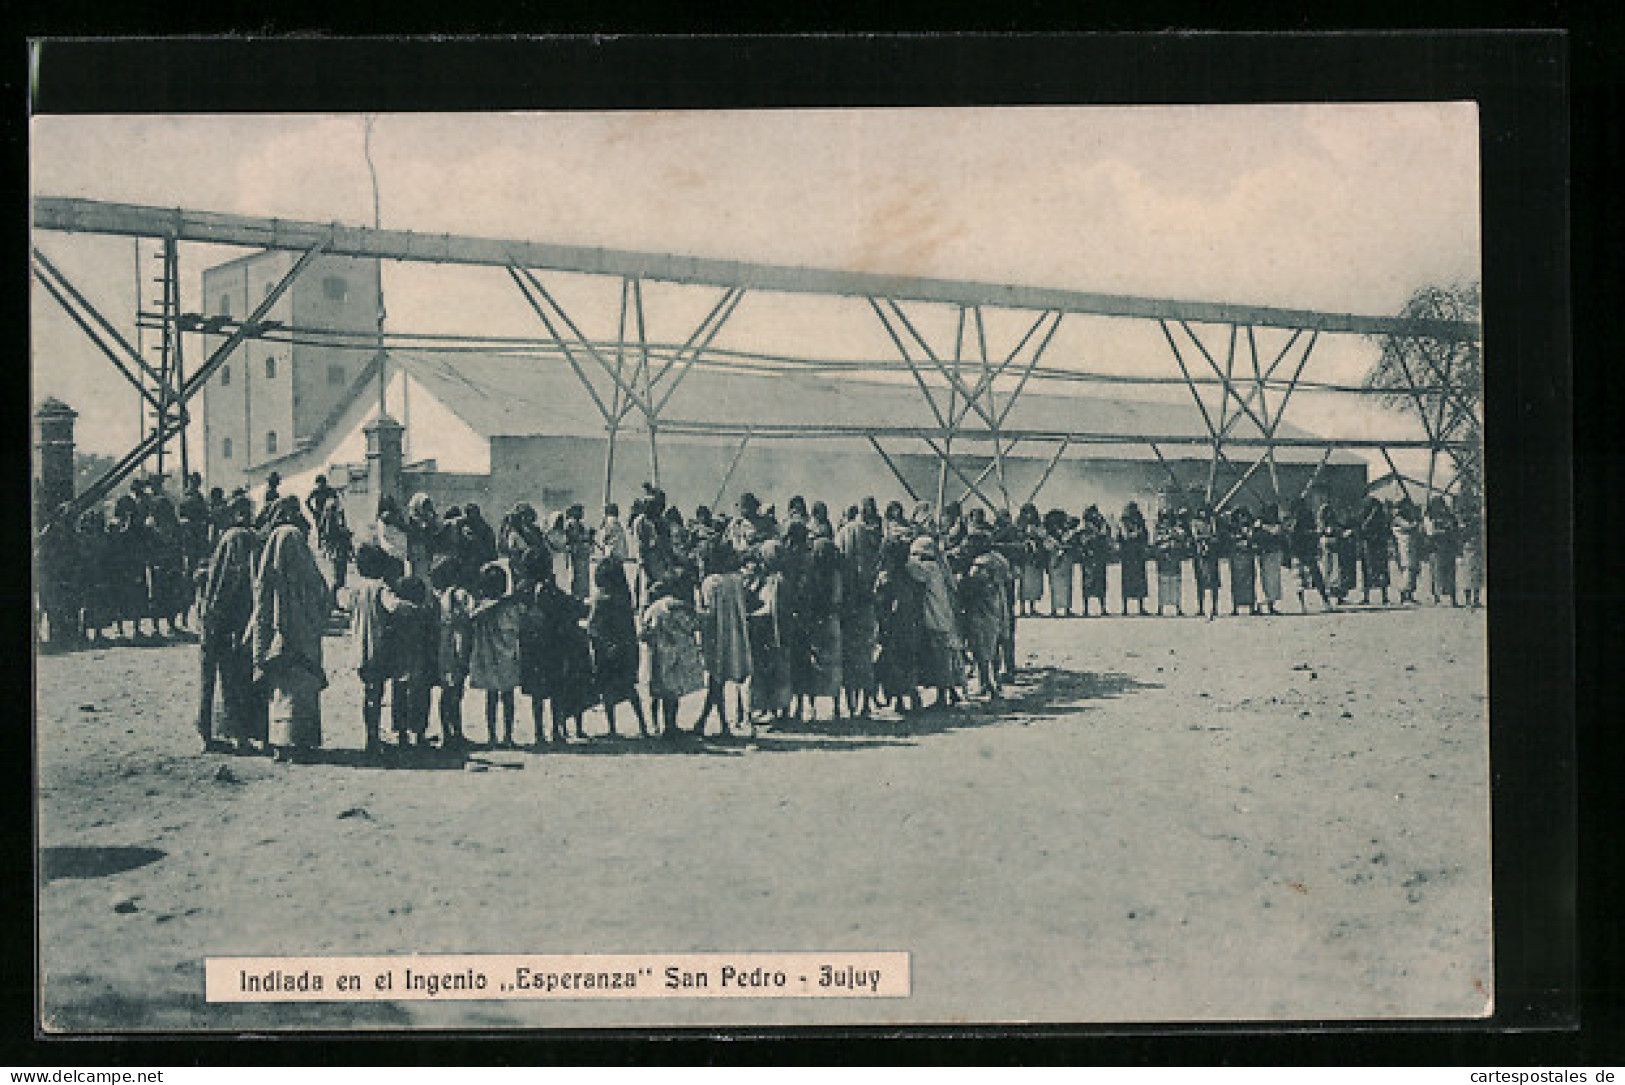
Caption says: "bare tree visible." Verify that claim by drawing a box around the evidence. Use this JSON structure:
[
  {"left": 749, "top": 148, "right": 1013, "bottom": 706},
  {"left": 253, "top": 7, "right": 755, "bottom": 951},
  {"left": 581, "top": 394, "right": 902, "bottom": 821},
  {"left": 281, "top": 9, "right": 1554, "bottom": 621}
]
[{"left": 1365, "top": 282, "right": 1483, "bottom": 497}]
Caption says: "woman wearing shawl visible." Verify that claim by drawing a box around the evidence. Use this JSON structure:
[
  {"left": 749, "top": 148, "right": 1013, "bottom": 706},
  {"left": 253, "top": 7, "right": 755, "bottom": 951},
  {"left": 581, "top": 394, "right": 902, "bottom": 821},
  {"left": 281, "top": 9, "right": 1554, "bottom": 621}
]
[
  {"left": 958, "top": 531, "right": 1010, "bottom": 699},
  {"left": 696, "top": 543, "right": 753, "bottom": 738},
  {"left": 640, "top": 577, "right": 707, "bottom": 739},
  {"left": 1357, "top": 497, "right": 1393, "bottom": 605},
  {"left": 1424, "top": 497, "right": 1461, "bottom": 606},
  {"left": 1317, "top": 502, "right": 1350, "bottom": 606},
  {"left": 746, "top": 540, "right": 794, "bottom": 723},
  {"left": 1013, "top": 504, "right": 1047, "bottom": 617},
  {"left": 404, "top": 493, "right": 440, "bottom": 579},
  {"left": 1190, "top": 504, "right": 1222, "bottom": 620},
  {"left": 1079, "top": 506, "right": 1112, "bottom": 617},
  {"left": 373, "top": 493, "right": 410, "bottom": 568},
  {"left": 1287, "top": 498, "right": 1334, "bottom": 612},
  {"left": 1118, "top": 501, "right": 1151, "bottom": 615},
  {"left": 797, "top": 537, "right": 846, "bottom": 721},
  {"left": 587, "top": 556, "right": 650, "bottom": 738},
  {"left": 1226, "top": 506, "right": 1259, "bottom": 616},
  {"left": 498, "top": 502, "right": 546, "bottom": 563},
  {"left": 1152, "top": 508, "right": 1188, "bottom": 616},
  {"left": 1042, "top": 510, "right": 1075, "bottom": 618},
  {"left": 252, "top": 497, "right": 330, "bottom": 762},
  {"left": 197, "top": 496, "right": 260, "bottom": 752},
  {"left": 873, "top": 538, "right": 923, "bottom": 711},
  {"left": 521, "top": 546, "right": 596, "bottom": 746},
  {"left": 1253, "top": 503, "right": 1286, "bottom": 614},
  {"left": 1391, "top": 497, "right": 1424, "bottom": 603},
  {"left": 1456, "top": 493, "right": 1484, "bottom": 608},
  {"left": 907, "top": 535, "right": 963, "bottom": 708},
  {"left": 835, "top": 505, "right": 881, "bottom": 718}
]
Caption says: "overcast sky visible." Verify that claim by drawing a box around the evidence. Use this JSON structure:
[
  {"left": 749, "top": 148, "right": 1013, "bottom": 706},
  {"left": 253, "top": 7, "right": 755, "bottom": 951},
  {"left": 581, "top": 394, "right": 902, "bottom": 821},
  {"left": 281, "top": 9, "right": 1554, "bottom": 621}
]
[{"left": 31, "top": 105, "right": 1481, "bottom": 462}]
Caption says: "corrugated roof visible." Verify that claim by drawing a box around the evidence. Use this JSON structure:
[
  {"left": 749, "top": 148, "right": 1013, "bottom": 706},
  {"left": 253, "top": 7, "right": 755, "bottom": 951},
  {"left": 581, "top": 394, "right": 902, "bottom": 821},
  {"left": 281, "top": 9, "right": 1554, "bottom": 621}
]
[{"left": 383, "top": 350, "right": 1355, "bottom": 464}]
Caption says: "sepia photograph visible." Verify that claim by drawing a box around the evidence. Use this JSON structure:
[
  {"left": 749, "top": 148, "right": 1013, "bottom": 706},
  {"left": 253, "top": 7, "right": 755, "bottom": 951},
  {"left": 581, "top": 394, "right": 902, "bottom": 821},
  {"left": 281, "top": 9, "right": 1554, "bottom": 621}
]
[{"left": 31, "top": 99, "right": 1492, "bottom": 1032}]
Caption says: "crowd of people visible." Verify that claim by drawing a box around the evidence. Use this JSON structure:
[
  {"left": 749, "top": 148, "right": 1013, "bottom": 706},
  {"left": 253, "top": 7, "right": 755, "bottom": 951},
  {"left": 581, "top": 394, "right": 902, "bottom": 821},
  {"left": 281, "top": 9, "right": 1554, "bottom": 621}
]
[{"left": 34, "top": 471, "right": 1485, "bottom": 764}]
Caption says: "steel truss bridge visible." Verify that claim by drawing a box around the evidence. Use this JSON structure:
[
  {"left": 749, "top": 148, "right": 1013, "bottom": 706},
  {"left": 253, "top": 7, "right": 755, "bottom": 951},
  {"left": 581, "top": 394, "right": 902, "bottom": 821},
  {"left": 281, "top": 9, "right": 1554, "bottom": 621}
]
[{"left": 32, "top": 196, "right": 1482, "bottom": 521}]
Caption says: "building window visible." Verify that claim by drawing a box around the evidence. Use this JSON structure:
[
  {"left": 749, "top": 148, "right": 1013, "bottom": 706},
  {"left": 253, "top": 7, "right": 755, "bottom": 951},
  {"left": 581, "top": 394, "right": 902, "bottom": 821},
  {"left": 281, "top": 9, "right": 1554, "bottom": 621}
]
[
  {"left": 327, "top": 364, "right": 347, "bottom": 386},
  {"left": 221, "top": 365, "right": 232, "bottom": 386},
  {"left": 265, "top": 356, "right": 277, "bottom": 379},
  {"left": 322, "top": 275, "right": 348, "bottom": 302},
  {"left": 222, "top": 437, "right": 233, "bottom": 460},
  {"left": 266, "top": 431, "right": 279, "bottom": 455},
  {"left": 218, "top": 293, "right": 233, "bottom": 317}
]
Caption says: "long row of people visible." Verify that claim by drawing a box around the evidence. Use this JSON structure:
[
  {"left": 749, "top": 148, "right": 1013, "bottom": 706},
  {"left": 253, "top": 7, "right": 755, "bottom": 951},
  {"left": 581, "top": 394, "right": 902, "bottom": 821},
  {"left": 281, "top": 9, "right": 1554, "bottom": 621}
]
[{"left": 171, "top": 478, "right": 1485, "bottom": 764}]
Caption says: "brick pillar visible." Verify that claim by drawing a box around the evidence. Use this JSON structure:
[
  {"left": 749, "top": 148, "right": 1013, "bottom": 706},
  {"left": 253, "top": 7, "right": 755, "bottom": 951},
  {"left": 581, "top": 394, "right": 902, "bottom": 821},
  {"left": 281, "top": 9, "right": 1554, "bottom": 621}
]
[
  {"left": 34, "top": 397, "right": 77, "bottom": 519},
  {"left": 364, "top": 415, "right": 404, "bottom": 511}
]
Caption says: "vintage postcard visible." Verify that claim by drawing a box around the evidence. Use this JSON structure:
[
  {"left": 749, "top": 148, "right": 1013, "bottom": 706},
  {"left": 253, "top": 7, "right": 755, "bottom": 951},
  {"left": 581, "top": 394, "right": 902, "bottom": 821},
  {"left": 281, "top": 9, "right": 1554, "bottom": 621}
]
[{"left": 31, "top": 101, "right": 1490, "bottom": 1031}]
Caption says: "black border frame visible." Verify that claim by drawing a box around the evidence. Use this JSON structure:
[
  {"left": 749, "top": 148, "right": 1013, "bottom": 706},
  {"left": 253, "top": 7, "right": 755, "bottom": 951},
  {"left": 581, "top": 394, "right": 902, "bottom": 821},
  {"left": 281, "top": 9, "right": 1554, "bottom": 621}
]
[{"left": 12, "top": 33, "right": 1585, "bottom": 1065}]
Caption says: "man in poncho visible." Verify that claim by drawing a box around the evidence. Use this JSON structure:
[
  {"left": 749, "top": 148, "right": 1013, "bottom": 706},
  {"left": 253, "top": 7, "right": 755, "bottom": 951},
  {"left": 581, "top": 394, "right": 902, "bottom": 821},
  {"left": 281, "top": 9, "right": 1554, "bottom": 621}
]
[{"left": 252, "top": 497, "right": 330, "bottom": 762}]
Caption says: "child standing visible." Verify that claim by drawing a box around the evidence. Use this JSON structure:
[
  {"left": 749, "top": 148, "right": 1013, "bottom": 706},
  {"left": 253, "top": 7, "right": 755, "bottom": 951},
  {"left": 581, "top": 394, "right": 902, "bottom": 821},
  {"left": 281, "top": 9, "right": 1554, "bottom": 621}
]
[
  {"left": 469, "top": 562, "right": 523, "bottom": 747},
  {"left": 588, "top": 557, "right": 650, "bottom": 738},
  {"left": 391, "top": 576, "right": 437, "bottom": 753},
  {"left": 352, "top": 542, "right": 416, "bottom": 759},
  {"left": 639, "top": 578, "right": 707, "bottom": 740},
  {"left": 1153, "top": 509, "right": 1187, "bottom": 616},
  {"left": 524, "top": 558, "right": 597, "bottom": 747},
  {"left": 429, "top": 556, "right": 474, "bottom": 749}
]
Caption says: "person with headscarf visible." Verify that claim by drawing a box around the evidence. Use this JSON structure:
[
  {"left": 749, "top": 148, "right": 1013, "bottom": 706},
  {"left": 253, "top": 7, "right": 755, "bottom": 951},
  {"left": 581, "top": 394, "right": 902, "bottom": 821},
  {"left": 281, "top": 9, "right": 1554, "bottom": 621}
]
[
  {"left": 1252, "top": 502, "right": 1286, "bottom": 615},
  {"left": 1316, "top": 501, "right": 1348, "bottom": 606},
  {"left": 352, "top": 538, "right": 414, "bottom": 757},
  {"left": 520, "top": 546, "right": 596, "bottom": 747},
  {"left": 796, "top": 536, "right": 846, "bottom": 721},
  {"left": 597, "top": 502, "right": 629, "bottom": 567},
  {"left": 35, "top": 504, "right": 81, "bottom": 649},
  {"left": 1456, "top": 492, "right": 1484, "bottom": 608},
  {"left": 1226, "top": 506, "right": 1259, "bottom": 616},
  {"left": 306, "top": 480, "right": 350, "bottom": 591},
  {"left": 469, "top": 561, "right": 524, "bottom": 746},
  {"left": 1079, "top": 506, "right": 1112, "bottom": 617},
  {"left": 588, "top": 556, "right": 650, "bottom": 739},
  {"left": 1391, "top": 496, "right": 1424, "bottom": 604},
  {"left": 746, "top": 540, "right": 793, "bottom": 723},
  {"left": 873, "top": 537, "right": 924, "bottom": 712},
  {"left": 907, "top": 535, "right": 963, "bottom": 708},
  {"left": 694, "top": 541, "right": 753, "bottom": 738},
  {"left": 563, "top": 503, "right": 595, "bottom": 600},
  {"left": 497, "top": 502, "right": 546, "bottom": 564},
  {"left": 1117, "top": 501, "right": 1151, "bottom": 616},
  {"left": 254, "top": 472, "right": 283, "bottom": 532},
  {"left": 1424, "top": 496, "right": 1461, "bottom": 606},
  {"left": 373, "top": 493, "right": 410, "bottom": 568},
  {"left": 1286, "top": 497, "right": 1334, "bottom": 612},
  {"left": 809, "top": 500, "right": 835, "bottom": 542},
  {"left": 881, "top": 500, "right": 912, "bottom": 545},
  {"left": 252, "top": 496, "right": 329, "bottom": 763},
  {"left": 429, "top": 555, "right": 476, "bottom": 749},
  {"left": 835, "top": 503, "right": 881, "bottom": 718},
  {"left": 75, "top": 509, "right": 112, "bottom": 644},
  {"left": 461, "top": 504, "right": 498, "bottom": 569},
  {"left": 1189, "top": 504, "right": 1222, "bottom": 621},
  {"left": 197, "top": 495, "right": 260, "bottom": 752},
  {"left": 1152, "top": 508, "right": 1188, "bottom": 616},
  {"left": 640, "top": 576, "right": 706, "bottom": 740},
  {"left": 957, "top": 530, "right": 1010, "bottom": 699},
  {"left": 1042, "top": 509, "right": 1075, "bottom": 618},
  {"left": 178, "top": 471, "right": 212, "bottom": 584},
  {"left": 1358, "top": 496, "right": 1394, "bottom": 605},
  {"left": 1012, "top": 503, "right": 1046, "bottom": 618},
  {"left": 403, "top": 493, "right": 440, "bottom": 580}
]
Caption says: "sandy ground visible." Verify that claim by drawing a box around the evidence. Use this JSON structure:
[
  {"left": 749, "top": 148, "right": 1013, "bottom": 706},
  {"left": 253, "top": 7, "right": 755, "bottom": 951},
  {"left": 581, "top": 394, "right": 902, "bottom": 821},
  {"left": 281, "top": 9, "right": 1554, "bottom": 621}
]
[{"left": 36, "top": 599, "right": 1491, "bottom": 1032}]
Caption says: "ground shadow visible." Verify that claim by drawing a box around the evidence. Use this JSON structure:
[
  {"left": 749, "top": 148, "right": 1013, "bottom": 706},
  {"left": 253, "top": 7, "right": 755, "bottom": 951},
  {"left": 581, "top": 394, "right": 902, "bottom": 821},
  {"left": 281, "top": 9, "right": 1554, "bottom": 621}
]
[
  {"left": 41, "top": 845, "right": 165, "bottom": 883},
  {"left": 758, "top": 666, "right": 1160, "bottom": 744}
]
